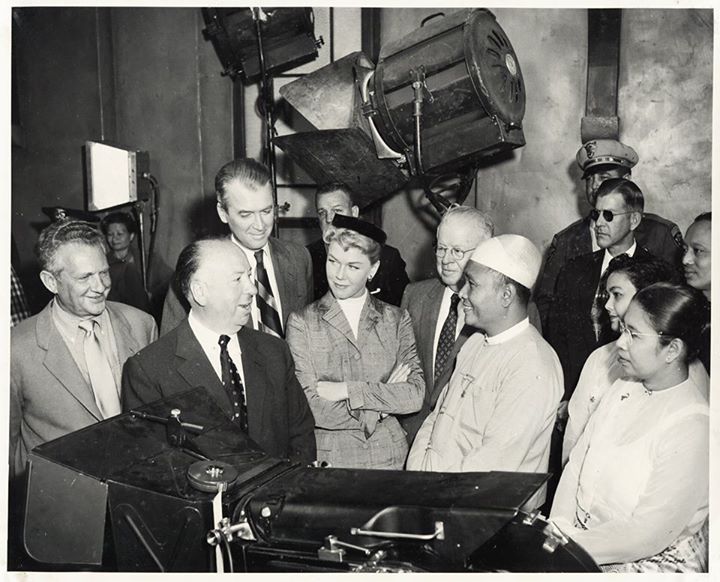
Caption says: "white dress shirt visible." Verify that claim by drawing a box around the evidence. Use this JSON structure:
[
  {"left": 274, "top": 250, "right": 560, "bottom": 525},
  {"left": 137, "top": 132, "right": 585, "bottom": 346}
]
[
  {"left": 231, "top": 235, "right": 283, "bottom": 330},
  {"left": 187, "top": 310, "right": 247, "bottom": 401},
  {"left": 600, "top": 239, "right": 637, "bottom": 275}
]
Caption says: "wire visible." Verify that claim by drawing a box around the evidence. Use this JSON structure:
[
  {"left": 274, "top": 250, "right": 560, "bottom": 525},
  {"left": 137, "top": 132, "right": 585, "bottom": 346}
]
[{"left": 220, "top": 535, "right": 235, "bottom": 573}]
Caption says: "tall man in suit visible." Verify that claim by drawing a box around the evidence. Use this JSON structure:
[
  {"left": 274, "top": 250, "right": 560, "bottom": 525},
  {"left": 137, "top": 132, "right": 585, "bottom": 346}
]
[
  {"left": 122, "top": 238, "right": 316, "bottom": 464},
  {"left": 307, "top": 183, "right": 409, "bottom": 306},
  {"left": 399, "top": 206, "right": 495, "bottom": 443},
  {"left": 10, "top": 220, "right": 158, "bottom": 478},
  {"left": 160, "top": 158, "right": 313, "bottom": 336},
  {"left": 536, "top": 139, "right": 684, "bottom": 330},
  {"left": 547, "top": 178, "right": 653, "bottom": 400}
]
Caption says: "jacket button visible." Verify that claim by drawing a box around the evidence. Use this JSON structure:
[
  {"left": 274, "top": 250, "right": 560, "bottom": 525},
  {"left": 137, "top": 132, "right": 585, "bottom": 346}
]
[{"left": 354, "top": 354, "right": 360, "bottom": 360}]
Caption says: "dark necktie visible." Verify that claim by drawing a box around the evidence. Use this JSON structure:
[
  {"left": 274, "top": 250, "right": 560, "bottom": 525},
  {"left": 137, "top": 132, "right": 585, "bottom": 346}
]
[
  {"left": 434, "top": 293, "right": 461, "bottom": 384},
  {"left": 218, "top": 334, "right": 248, "bottom": 432},
  {"left": 254, "top": 250, "right": 283, "bottom": 338}
]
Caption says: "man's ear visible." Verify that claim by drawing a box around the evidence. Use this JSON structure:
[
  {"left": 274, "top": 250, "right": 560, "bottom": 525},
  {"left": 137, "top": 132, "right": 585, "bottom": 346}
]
[
  {"left": 217, "top": 202, "right": 229, "bottom": 225},
  {"left": 629, "top": 210, "right": 642, "bottom": 231},
  {"left": 189, "top": 279, "right": 207, "bottom": 307},
  {"left": 129, "top": 232, "right": 136, "bottom": 242},
  {"left": 500, "top": 282, "right": 515, "bottom": 307},
  {"left": 351, "top": 205, "right": 360, "bottom": 218},
  {"left": 40, "top": 270, "right": 58, "bottom": 295}
]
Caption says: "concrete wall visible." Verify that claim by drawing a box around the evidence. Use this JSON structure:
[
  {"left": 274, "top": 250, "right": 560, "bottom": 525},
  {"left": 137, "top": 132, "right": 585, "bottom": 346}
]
[{"left": 379, "top": 8, "right": 712, "bottom": 281}]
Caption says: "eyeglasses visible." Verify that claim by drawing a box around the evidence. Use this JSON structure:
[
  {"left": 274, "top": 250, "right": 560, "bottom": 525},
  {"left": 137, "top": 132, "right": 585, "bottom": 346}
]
[
  {"left": 618, "top": 321, "right": 666, "bottom": 344},
  {"left": 434, "top": 244, "right": 476, "bottom": 261},
  {"left": 589, "top": 208, "right": 636, "bottom": 223}
]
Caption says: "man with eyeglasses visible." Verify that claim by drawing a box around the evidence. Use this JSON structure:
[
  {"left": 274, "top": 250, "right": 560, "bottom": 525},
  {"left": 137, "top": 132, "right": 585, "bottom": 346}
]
[
  {"left": 159, "top": 158, "right": 313, "bottom": 337},
  {"left": 399, "top": 206, "right": 495, "bottom": 443},
  {"left": 548, "top": 178, "right": 654, "bottom": 402},
  {"left": 535, "top": 139, "right": 684, "bottom": 332},
  {"left": 307, "top": 183, "right": 409, "bottom": 305}
]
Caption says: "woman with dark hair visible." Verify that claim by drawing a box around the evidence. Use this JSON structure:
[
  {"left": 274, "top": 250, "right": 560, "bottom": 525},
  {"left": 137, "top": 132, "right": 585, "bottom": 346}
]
[
  {"left": 286, "top": 214, "right": 423, "bottom": 469},
  {"left": 100, "top": 212, "right": 150, "bottom": 313},
  {"left": 562, "top": 255, "right": 708, "bottom": 462},
  {"left": 552, "top": 283, "right": 709, "bottom": 572},
  {"left": 683, "top": 212, "right": 711, "bottom": 373}
]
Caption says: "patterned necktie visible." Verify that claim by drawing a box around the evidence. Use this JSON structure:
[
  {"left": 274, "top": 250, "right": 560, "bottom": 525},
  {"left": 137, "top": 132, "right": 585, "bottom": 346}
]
[
  {"left": 254, "top": 250, "right": 283, "bottom": 338},
  {"left": 79, "top": 320, "right": 120, "bottom": 419},
  {"left": 434, "top": 293, "right": 461, "bottom": 384},
  {"left": 218, "top": 334, "right": 248, "bottom": 432}
]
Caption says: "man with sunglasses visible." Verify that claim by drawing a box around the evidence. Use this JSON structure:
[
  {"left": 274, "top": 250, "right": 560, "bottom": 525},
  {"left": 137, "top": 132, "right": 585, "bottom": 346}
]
[
  {"left": 548, "top": 178, "right": 654, "bottom": 401},
  {"left": 535, "top": 139, "right": 684, "bottom": 332}
]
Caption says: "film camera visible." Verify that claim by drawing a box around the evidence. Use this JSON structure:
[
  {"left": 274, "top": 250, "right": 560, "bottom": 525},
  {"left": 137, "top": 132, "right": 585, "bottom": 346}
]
[{"left": 23, "top": 388, "right": 598, "bottom": 573}]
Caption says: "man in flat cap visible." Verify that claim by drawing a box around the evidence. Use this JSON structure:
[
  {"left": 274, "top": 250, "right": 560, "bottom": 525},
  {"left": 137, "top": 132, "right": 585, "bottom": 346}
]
[
  {"left": 535, "top": 139, "right": 684, "bottom": 331},
  {"left": 407, "top": 235, "right": 563, "bottom": 503},
  {"left": 308, "top": 183, "right": 409, "bottom": 306}
]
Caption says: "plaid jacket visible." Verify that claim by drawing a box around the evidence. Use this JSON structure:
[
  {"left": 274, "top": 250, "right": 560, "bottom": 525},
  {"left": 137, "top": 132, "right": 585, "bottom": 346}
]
[{"left": 286, "top": 293, "right": 423, "bottom": 470}]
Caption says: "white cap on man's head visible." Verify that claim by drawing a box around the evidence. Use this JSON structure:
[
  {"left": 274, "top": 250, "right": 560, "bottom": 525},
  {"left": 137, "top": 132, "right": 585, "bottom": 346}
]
[{"left": 469, "top": 234, "right": 542, "bottom": 289}]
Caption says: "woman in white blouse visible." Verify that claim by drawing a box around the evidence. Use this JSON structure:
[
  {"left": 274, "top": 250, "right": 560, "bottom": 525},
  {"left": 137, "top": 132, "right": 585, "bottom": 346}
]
[
  {"left": 551, "top": 282, "right": 709, "bottom": 572},
  {"left": 562, "top": 255, "right": 708, "bottom": 463}
]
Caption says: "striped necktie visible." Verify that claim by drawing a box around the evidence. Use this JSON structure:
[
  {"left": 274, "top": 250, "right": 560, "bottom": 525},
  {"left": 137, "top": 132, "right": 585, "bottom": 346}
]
[
  {"left": 79, "top": 319, "right": 121, "bottom": 419},
  {"left": 254, "top": 250, "right": 283, "bottom": 338}
]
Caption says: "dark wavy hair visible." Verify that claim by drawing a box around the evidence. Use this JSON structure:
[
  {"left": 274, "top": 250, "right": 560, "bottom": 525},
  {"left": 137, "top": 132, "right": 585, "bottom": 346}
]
[
  {"left": 601, "top": 254, "right": 682, "bottom": 295},
  {"left": 631, "top": 282, "right": 710, "bottom": 363},
  {"left": 595, "top": 177, "right": 644, "bottom": 213}
]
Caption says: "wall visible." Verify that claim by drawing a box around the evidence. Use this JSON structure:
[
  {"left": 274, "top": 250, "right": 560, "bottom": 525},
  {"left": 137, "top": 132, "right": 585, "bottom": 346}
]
[
  {"left": 11, "top": 8, "right": 713, "bottom": 305},
  {"left": 379, "top": 8, "right": 712, "bottom": 281},
  {"left": 12, "top": 8, "right": 108, "bottom": 306},
  {"left": 11, "top": 7, "right": 234, "bottom": 311}
]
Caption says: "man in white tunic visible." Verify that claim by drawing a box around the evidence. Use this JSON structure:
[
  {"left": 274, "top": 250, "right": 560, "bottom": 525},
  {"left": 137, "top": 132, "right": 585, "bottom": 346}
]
[{"left": 407, "top": 235, "right": 563, "bottom": 484}]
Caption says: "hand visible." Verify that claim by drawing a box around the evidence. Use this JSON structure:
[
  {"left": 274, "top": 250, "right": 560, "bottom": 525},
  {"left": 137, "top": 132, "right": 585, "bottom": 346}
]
[
  {"left": 387, "top": 362, "right": 411, "bottom": 383},
  {"left": 317, "top": 381, "right": 349, "bottom": 402}
]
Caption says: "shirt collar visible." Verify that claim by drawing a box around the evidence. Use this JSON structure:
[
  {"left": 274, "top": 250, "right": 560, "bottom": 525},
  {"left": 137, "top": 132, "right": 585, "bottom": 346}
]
[
  {"left": 188, "top": 309, "right": 241, "bottom": 352},
  {"left": 484, "top": 317, "right": 530, "bottom": 345},
  {"left": 52, "top": 298, "right": 107, "bottom": 335},
  {"left": 602, "top": 239, "right": 637, "bottom": 273},
  {"left": 230, "top": 234, "right": 269, "bottom": 261}
]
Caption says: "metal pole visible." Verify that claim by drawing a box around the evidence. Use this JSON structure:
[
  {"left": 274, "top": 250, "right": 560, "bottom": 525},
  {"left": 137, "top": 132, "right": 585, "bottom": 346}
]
[{"left": 253, "top": 7, "right": 279, "bottom": 237}]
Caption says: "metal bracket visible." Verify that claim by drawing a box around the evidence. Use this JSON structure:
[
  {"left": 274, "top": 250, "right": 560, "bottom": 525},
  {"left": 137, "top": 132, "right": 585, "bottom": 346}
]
[{"left": 351, "top": 520, "right": 444, "bottom": 541}]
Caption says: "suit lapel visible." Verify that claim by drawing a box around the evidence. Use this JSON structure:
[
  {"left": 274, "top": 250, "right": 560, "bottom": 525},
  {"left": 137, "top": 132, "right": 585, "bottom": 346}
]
[
  {"left": 356, "top": 296, "right": 383, "bottom": 353},
  {"left": 319, "top": 293, "right": 361, "bottom": 351},
  {"left": 237, "top": 328, "right": 267, "bottom": 434},
  {"left": 174, "top": 321, "right": 233, "bottom": 412},
  {"left": 422, "top": 280, "right": 446, "bottom": 376},
  {"left": 269, "top": 238, "right": 294, "bottom": 323},
  {"left": 37, "top": 304, "right": 102, "bottom": 421},
  {"left": 106, "top": 302, "right": 142, "bottom": 361}
]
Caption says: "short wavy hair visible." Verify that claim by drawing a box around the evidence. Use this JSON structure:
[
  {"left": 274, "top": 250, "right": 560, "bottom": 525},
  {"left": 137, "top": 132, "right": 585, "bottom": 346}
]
[
  {"left": 36, "top": 220, "right": 106, "bottom": 273},
  {"left": 323, "top": 226, "right": 381, "bottom": 264},
  {"left": 215, "top": 158, "right": 271, "bottom": 210}
]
